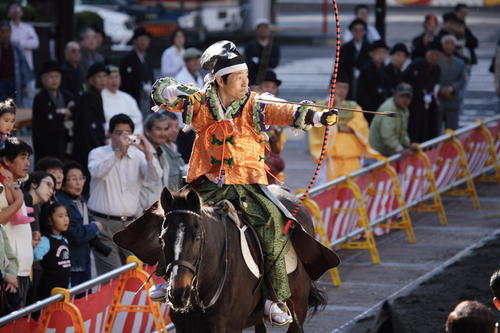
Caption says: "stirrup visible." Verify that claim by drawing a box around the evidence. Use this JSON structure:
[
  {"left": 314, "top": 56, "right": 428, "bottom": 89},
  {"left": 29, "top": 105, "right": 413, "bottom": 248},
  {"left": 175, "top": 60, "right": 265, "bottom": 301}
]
[
  {"left": 265, "top": 301, "right": 293, "bottom": 327},
  {"left": 149, "top": 283, "right": 168, "bottom": 302}
]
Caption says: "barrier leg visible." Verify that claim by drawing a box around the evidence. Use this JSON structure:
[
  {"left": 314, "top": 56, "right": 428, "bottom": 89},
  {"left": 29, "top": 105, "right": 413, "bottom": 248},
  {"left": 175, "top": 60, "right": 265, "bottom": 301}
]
[
  {"left": 338, "top": 177, "right": 381, "bottom": 264},
  {"left": 476, "top": 123, "right": 500, "bottom": 185},
  {"left": 378, "top": 162, "right": 416, "bottom": 243},
  {"left": 104, "top": 256, "right": 168, "bottom": 333},
  {"left": 444, "top": 130, "right": 481, "bottom": 209},
  {"left": 301, "top": 194, "right": 342, "bottom": 287},
  {"left": 38, "top": 288, "right": 85, "bottom": 333},
  {"left": 412, "top": 148, "right": 448, "bottom": 226}
]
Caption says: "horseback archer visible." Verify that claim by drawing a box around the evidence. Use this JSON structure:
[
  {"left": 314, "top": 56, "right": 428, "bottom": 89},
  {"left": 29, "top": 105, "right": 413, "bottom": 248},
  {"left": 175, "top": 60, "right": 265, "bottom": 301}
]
[{"left": 147, "top": 40, "right": 339, "bottom": 326}]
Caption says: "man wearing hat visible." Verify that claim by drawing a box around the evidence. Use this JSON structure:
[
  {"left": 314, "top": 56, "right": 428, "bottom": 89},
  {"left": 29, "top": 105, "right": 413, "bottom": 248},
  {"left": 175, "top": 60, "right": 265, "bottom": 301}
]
[
  {"left": 259, "top": 69, "right": 285, "bottom": 184},
  {"left": 175, "top": 47, "right": 204, "bottom": 89},
  {"left": 382, "top": 43, "right": 409, "bottom": 99},
  {"left": 73, "top": 63, "right": 109, "bottom": 173},
  {"left": 369, "top": 82, "right": 418, "bottom": 157},
  {"left": 32, "top": 61, "right": 75, "bottom": 162},
  {"left": 174, "top": 47, "right": 203, "bottom": 163},
  {"left": 403, "top": 41, "right": 442, "bottom": 143},
  {"left": 244, "top": 18, "right": 281, "bottom": 87},
  {"left": 150, "top": 40, "right": 339, "bottom": 326},
  {"left": 356, "top": 39, "right": 389, "bottom": 123},
  {"left": 338, "top": 18, "right": 371, "bottom": 100},
  {"left": 119, "top": 27, "right": 154, "bottom": 116}
]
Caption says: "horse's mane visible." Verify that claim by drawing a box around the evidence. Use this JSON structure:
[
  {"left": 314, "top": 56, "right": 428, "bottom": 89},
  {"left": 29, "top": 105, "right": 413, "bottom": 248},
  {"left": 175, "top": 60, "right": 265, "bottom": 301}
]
[{"left": 171, "top": 189, "right": 214, "bottom": 216}]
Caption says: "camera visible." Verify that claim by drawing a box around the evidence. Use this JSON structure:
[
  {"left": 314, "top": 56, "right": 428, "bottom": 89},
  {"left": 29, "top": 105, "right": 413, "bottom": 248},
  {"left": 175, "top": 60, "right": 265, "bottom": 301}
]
[{"left": 128, "top": 135, "right": 140, "bottom": 145}]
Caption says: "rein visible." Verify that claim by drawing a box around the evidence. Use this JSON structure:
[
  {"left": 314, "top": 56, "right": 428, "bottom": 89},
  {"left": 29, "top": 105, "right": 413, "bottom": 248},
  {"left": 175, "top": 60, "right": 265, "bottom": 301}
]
[{"left": 164, "top": 209, "right": 229, "bottom": 312}]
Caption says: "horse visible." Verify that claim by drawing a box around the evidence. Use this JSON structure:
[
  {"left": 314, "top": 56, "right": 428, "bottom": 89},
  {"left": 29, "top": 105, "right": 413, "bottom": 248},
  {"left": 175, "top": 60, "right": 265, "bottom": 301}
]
[{"left": 114, "top": 185, "right": 339, "bottom": 333}]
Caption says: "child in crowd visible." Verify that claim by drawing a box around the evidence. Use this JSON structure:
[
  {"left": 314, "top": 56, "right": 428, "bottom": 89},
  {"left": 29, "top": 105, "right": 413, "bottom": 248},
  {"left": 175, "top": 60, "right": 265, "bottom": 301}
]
[
  {"left": 33, "top": 202, "right": 71, "bottom": 300},
  {"left": 0, "top": 99, "right": 34, "bottom": 225}
]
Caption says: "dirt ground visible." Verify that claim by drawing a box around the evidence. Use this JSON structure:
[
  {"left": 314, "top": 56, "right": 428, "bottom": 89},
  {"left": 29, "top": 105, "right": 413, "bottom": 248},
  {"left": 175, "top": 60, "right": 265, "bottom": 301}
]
[{"left": 347, "top": 230, "right": 500, "bottom": 333}]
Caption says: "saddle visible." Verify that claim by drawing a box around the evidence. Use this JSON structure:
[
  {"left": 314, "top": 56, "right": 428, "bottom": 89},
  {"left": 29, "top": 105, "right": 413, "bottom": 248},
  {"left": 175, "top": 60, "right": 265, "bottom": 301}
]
[{"left": 212, "top": 200, "right": 298, "bottom": 279}]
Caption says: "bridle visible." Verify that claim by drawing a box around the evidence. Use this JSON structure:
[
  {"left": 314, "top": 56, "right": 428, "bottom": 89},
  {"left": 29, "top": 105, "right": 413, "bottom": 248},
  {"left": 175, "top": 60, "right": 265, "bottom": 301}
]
[{"left": 162, "top": 209, "right": 228, "bottom": 312}]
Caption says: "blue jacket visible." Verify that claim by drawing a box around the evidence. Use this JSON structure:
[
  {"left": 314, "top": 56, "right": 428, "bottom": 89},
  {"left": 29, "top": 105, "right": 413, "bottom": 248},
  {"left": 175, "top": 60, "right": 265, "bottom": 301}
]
[
  {"left": 56, "top": 191, "right": 99, "bottom": 271},
  {"left": 0, "top": 43, "right": 33, "bottom": 107}
]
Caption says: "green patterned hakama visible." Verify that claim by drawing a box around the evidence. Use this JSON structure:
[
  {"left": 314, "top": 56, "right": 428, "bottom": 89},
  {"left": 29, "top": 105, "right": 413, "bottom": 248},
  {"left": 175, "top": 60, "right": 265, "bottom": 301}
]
[{"left": 195, "top": 181, "right": 291, "bottom": 301}]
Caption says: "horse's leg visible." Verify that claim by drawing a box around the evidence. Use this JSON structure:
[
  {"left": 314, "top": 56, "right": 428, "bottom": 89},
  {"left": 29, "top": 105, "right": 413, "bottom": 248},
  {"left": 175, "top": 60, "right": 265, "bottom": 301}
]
[{"left": 286, "top": 263, "right": 311, "bottom": 333}]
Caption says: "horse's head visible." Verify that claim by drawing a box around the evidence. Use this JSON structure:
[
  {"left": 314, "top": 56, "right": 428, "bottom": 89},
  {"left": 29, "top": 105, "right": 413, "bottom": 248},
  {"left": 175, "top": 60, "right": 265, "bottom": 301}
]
[{"left": 159, "top": 187, "right": 204, "bottom": 312}]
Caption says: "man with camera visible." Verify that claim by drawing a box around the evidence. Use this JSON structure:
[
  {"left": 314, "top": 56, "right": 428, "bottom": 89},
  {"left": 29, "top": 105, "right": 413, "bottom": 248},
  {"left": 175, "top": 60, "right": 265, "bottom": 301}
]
[{"left": 87, "top": 114, "right": 161, "bottom": 275}]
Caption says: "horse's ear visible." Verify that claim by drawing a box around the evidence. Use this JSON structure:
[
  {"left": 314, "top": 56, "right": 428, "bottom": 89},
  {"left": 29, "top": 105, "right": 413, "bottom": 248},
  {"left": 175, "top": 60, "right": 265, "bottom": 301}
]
[
  {"left": 160, "top": 187, "right": 174, "bottom": 212},
  {"left": 186, "top": 188, "right": 202, "bottom": 212}
]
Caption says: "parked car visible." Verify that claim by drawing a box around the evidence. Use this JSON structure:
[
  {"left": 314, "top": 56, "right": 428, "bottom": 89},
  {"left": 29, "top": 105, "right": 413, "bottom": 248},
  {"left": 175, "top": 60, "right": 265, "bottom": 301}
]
[{"left": 75, "top": 4, "right": 134, "bottom": 51}]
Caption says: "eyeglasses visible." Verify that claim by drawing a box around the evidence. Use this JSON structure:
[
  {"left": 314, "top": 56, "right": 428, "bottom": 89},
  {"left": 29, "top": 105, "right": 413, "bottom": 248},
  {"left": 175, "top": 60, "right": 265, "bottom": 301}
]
[{"left": 66, "top": 176, "right": 86, "bottom": 183}]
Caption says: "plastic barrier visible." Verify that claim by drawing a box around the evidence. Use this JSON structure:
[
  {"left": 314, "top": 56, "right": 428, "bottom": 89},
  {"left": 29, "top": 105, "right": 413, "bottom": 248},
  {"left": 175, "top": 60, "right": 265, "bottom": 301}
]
[
  {"left": 307, "top": 115, "right": 500, "bottom": 287},
  {"left": 0, "top": 257, "right": 172, "bottom": 333}
]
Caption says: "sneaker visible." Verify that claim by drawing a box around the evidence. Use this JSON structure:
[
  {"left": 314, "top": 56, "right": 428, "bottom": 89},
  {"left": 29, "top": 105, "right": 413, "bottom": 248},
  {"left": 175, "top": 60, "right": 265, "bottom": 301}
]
[
  {"left": 149, "top": 283, "right": 168, "bottom": 302},
  {"left": 264, "top": 300, "right": 293, "bottom": 326}
]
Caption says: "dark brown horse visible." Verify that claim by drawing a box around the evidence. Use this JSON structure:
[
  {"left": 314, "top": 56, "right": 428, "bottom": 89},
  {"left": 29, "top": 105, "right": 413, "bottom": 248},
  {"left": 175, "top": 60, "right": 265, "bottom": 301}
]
[{"left": 114, "top": 186, "right": 339, "bottom": 333}]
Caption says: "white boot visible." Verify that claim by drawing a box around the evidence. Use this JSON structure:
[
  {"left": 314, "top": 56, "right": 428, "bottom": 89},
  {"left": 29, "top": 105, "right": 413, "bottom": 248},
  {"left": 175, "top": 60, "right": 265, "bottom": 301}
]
[
  {"left": 264, "top": 300, "right": 293, "bottom": 326},
  {"left": 149, "top": 283, "right": 168, "bottom": 302}
]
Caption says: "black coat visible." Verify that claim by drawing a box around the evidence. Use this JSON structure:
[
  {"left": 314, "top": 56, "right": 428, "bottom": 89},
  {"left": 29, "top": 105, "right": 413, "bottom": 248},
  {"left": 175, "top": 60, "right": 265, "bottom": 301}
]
[
  {"left": 410, "top": 33, "right": 435, "bottom": 61},
  {"left": 403, "top": 58, "right": 441, "bottom": 143},
  {"left": 244, "top": 39, "right": 281, "bottom": 85},
  {"left": 381, "top": 63, "right": 404, "bottom": 99},
  {"left": 32, "top": 88, "right": 74, "bottom": 162},
  {"left": 119, "top": 50, "right": 154, "bottom": 104},
  {"left": 356, "top": 61, "right": 386, "bottom": 123},
  {"left": 72, "top": 86, "right": 106, "bottom": 169},
  {"left": 60, "top": 61, "right": 85, "bottom": 100},
  {"left": 339, "top": 39, "right": 371, "bottom": 99}
]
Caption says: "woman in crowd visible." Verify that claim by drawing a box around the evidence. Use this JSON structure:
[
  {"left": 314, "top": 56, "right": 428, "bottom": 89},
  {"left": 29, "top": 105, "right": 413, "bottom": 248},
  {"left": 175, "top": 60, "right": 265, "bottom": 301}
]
[
  {"left": 161, "top": 28, "right": 187, "bottom": 78},
  {"left": 56, "top": 161, "right": 104, "bottom": 286},
  {"left": 22, "top": 171, "right": 55, "bottom": 304}
]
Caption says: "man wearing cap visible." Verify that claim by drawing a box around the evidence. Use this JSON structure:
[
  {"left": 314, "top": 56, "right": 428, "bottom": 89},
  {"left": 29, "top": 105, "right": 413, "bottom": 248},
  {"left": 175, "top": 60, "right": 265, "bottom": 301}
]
[
  {"left": 119, "top": 27, "right": 154, "bottom": 116},
  {"left": 150, "top": 40, "right": 338, "bottom": 326},
  {"left": 32, "top": 61, "right": 75, "bottom": 162},
  {"left": 339, "top": 18, "right": 371, "bottom": 100},
  {"left": 175, "top": 47, "right": 204, "bottom": 90},
  {"left": 244, "top": 19, "right": 281, "bottom": 88},
  {"left": 73, "top": 63, "right": 108, "bottom": 172},
  {"left": 382, "top": 43, "right": 409, "bottom": 99},
  {"left": 438, "top": 34, "right": 466, "bottom": 131},
  {"left": 356, "top": 40, "right": 389, "bottom": 123},
  {"left": 369, "top": 83, "right": 418, "bottom": 157},
  {"left": 403, "top": 41, "right": 442, "bottom": 143}
]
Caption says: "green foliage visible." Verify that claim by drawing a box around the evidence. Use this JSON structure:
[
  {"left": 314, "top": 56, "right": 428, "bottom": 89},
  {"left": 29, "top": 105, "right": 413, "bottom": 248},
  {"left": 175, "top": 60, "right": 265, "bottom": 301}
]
[{"left": 75, "top": 10, "right": 104, "bottom": 35}]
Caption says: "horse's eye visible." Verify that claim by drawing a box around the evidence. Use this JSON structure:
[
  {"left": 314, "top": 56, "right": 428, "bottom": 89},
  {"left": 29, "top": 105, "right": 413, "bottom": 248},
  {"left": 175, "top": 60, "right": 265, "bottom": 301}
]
[{"left": 195, "top": 235, "right": 201, "bottom": 241}]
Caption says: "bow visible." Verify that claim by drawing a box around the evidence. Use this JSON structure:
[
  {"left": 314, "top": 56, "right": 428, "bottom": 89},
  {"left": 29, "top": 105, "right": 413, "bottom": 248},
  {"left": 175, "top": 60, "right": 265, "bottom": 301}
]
[{"left": 284, "top": 0, "right": 341, "bottom": 233}]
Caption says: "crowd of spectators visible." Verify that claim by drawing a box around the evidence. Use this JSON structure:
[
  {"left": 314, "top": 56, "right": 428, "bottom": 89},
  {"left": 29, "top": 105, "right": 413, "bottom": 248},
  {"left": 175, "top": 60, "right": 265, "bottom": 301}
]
[
  {"left": 306, "top": 3, "right": 483, "bottom": 181},
  {"left": 0, "top": 0, "right": 493, "bottom": 320}
]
